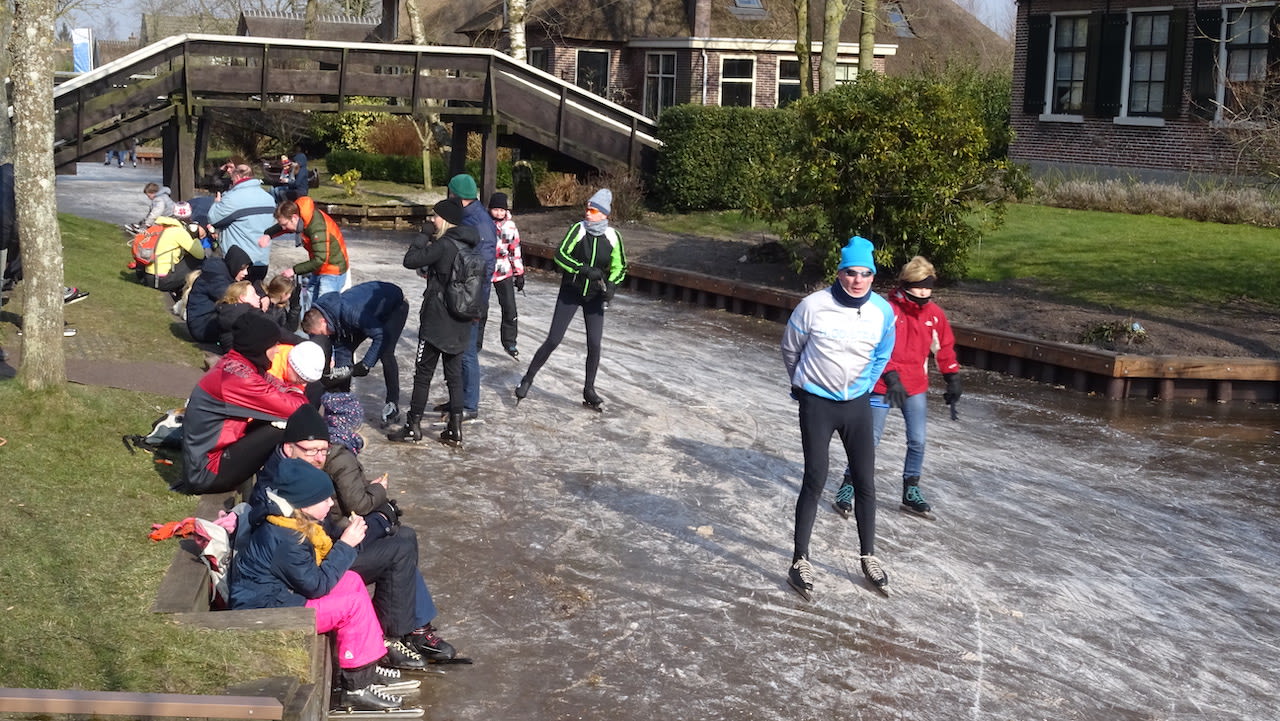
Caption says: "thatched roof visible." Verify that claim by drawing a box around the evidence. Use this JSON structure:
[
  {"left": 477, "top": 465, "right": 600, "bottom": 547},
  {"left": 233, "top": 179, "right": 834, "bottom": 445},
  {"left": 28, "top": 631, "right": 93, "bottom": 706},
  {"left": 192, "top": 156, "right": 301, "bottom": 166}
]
[
  {"left": 236, "top": 12, "right": 381, "bottom": 43},
  {"left": 139, "top": 13, "right": 238, "bottom": 44}
]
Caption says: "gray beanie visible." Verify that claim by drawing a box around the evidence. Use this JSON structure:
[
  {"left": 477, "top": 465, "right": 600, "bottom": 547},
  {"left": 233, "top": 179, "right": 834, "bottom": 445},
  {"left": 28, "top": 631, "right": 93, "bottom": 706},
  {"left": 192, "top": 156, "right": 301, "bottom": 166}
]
[{"left": 587, "top": 188, "right": 612, "bottom": 216}]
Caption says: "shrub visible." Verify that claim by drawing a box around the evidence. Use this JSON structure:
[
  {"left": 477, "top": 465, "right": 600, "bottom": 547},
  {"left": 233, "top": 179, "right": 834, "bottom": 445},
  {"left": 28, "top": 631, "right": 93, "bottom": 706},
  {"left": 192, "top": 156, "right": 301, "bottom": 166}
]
[
  {"left": 1032, "top": 176, "right": 1280, "bottom": 227},
  {"left": 363, "top": 117, "right": 424, "bottom": 157},
  {"left": 332, "top": 169, "right": 362, "bottom": 197}
]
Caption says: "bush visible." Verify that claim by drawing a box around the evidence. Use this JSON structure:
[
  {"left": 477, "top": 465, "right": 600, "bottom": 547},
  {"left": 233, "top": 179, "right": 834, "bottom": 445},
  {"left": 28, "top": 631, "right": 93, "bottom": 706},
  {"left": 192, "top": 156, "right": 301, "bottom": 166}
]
[
  {"left": 364, "top": 117, "right": 424, "bottom": 156},
  {"left": 651, "top": 105, "right": 796, "bottom": 212},
  {"left": 1032, "top": 177, "right": 1280, "bottom": 227}
]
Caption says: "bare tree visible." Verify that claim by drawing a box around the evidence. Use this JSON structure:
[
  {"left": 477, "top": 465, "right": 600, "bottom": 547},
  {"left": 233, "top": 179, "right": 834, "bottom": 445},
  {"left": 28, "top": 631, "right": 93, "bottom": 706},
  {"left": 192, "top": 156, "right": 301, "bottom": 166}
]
[
  {"left": 818, "top": 0, "right": 849, "bottom": 91},
  {"left": 858, "top": 0, "right": 877, "bottom": 75},
  {"left": 12, "top": 0, "right": 67, "bottom": 389},
  {"left": 0, "top": 2, "right": 14, "bottom": 163},
  {"left": 1217, "top": 73, "right": 1280, "bottom": 182},
  {"left": 794, "top": 0, "right": 814, "bottom": 97},
  {"left": 404, "top": 0, "right": 445, "bottom": 190},
  {"left": 507, "top": 0, "right": 527, "bottom": 61}
]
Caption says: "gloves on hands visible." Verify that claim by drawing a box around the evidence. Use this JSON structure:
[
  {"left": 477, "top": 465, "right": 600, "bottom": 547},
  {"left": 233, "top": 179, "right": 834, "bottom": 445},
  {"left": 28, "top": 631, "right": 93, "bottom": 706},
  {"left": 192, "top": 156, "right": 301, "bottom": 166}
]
[
  {"left": 882, "top": 371, "right": 907, "bottom": 409},
  {"left": 514, "top": 274, "right": 525, "bottom": 292},
  {"left": 943, "top": 373, "right": 962, "bottom": 405},
  {"left": 582, "top": 266, "right": 605, "bottom": 282},
  {"left": 352, "top": 361, "right": 370, "bottom": 377}
]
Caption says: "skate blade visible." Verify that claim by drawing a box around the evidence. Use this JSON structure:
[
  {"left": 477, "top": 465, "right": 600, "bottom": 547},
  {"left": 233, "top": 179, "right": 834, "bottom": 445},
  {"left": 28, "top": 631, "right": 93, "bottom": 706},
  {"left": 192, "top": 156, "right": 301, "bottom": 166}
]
[
  {"left": 328, "top": 706, "right": 425, "bottom": 719},
  {"left": 899, "top": 504, "right": 936, "bottom": 521},
  {"left": 427, "top": 656, "right": 474, "bottom": 665},
  {"left": 786, "top": 577, "right": 813, "bottom": 602},
  {"left": 582, "top": 401, "right": 603, "bottom": 413},
  {"left": 830, "top": 501, "right": 852, "bottom": 519}
]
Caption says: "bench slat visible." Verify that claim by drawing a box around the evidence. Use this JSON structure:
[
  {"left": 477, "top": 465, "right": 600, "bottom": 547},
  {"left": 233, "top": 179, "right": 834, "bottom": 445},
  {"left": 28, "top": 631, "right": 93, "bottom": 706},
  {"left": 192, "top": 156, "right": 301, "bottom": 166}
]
[{"left": 0, "top": 687, "right": 283, "bottom": 719}]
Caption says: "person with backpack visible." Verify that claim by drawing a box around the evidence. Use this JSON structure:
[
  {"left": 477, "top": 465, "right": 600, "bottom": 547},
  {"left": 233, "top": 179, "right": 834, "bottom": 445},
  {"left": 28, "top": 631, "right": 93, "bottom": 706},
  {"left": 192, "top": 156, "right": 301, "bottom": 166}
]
[
  {"left": 488, "top": 192, "right": 524, "bottom": 359},
  {"left": 388, "top": 198, "right": 480, "bottom": 446},
  {"left": 446, "top": 174, "right": 498, "bottom": 424},
  {"left": 260, "top": 196, "right": 350, "bottom": 315},
  {"left": 230, "top": 457, "right": 422, "bottom": 714},
  {"left": 129, "top": 216, "right": 205, "bottom": 295},
  {"left": 300, "top": 281, "right": 409, "bottom": 427},
  {"left": 515, "top": 188, "right": 627, "bottom": 411}
]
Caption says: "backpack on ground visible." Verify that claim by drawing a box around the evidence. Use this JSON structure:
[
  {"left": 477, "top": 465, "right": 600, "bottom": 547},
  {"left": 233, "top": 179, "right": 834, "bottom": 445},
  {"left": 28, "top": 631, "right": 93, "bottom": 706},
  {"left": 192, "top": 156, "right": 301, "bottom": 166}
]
[
  {"left": 130, "top": 223, "right": 166, "bottom": 267},
  {"left": 443, "top": 238, "right": 487, "bottom": 320},
  {"left": 123, "top": 406, "right": 184, "bottom": 454}
]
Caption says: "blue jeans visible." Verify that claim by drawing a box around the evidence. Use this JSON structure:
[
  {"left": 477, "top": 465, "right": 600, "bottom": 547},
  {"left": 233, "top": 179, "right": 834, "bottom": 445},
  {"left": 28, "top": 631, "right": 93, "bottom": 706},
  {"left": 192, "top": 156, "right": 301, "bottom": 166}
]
[
  {"left": 460, "top": 323, "right": 479, "bottom": 413},
  {"left": 870, "top": 391, "right": 928, "bottom": 480},
  {"left": 300, "top": 271, "right": 348, "bottom": 316}
]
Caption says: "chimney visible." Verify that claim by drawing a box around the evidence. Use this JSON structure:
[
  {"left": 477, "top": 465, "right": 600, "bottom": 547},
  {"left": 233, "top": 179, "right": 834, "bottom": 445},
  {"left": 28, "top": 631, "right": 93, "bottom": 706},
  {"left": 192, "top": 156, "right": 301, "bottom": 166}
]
[{"left": 690, "top": 0, "right": 710, "bottom": 37}]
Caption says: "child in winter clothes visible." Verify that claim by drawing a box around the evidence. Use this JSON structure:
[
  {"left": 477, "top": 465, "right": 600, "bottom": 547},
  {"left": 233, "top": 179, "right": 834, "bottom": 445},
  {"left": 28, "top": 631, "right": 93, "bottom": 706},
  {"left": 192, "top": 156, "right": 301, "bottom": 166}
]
[
  {"left": 230, "top": 458, "right": 418, "bottom": 713},
  {"left": 139, "top": 182, "right": 175, "bottom": 228},
  {"left": 488, "top": 192, "right": 524, "bottom": 358}
]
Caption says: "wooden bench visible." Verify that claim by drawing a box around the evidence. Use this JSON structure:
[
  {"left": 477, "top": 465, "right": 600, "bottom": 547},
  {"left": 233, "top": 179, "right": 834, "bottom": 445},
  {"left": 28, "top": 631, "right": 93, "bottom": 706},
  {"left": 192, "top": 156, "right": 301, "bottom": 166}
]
[
  {"left": 0, "top": 687, "right": 283, "bottom": 719},
  {"left": 135, "top": 147, "right": 163, "bottom": 165}
]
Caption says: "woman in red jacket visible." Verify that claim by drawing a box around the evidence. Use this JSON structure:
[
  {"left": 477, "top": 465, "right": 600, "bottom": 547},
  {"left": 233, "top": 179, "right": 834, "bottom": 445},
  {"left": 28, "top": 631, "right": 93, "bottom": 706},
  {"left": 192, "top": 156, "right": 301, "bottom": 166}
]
[{"left": 835, "top": 256, "right": 961, "bottom": 521}]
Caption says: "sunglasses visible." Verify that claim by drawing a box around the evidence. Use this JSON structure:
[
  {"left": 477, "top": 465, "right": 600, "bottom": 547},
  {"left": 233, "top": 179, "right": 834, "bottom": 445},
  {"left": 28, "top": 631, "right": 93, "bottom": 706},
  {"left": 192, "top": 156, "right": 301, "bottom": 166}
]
[{"left": 841, "top": 269, "right": 874, "bottom": 279}]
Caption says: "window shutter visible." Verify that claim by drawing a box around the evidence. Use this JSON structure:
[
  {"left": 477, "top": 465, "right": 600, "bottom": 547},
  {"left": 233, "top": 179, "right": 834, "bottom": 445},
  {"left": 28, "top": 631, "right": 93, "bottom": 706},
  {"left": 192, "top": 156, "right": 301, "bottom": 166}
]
[
  {"left": 1024, "top": 15, "right": 1051, "bottom": 114},
  {"left": 1163, "top": 9, "right": 1188, "bottom": 119},
  {"left": 1082, "top": 12, "right": 1106, "bottom": 115},
  {"left": 1094, "top": 13, "right": 1127, "bottom": 117},
  {"left": 1190, "top": 9, "right": 1222, "bottom": 118}
]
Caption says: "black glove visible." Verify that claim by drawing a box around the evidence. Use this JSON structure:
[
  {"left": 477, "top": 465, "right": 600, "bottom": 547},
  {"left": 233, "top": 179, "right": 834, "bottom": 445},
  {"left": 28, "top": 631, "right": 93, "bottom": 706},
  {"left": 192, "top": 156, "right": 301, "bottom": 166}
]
[
  {"left": 582, "top": 265, "right": 604, "bottom": 282},
  {"left": 514, "top": 274, "right": 525, "bottom": 292},
  {"left": 351, "top": 361, "right": 370, "bottom": 377},
  {"left": 367, "top": 500, "right": 402, "bottom": 536},
  {"left": 790, "top": 386, "right": 802, "bottom": 401},
  {"left": 943, "top": 373, "right": 962, "bottom": 405},
  {"left": 603, "top": 282, "right": 616, "bottom": 302},
  {"left": 882, "top": 370, "right": 907, "bottom": 409}
]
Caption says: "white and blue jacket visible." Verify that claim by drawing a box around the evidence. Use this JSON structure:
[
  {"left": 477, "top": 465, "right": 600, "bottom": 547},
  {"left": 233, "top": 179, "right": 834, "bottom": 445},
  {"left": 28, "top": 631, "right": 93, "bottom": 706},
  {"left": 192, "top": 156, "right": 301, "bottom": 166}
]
[{"left": 781, "top": 285, "right": 896, "bottom": 401}]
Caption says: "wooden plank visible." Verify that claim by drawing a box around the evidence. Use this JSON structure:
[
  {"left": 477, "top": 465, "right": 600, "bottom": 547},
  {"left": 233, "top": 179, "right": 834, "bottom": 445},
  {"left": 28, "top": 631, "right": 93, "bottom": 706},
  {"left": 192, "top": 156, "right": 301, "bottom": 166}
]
[
  {"left": 168, "top": 606, "right": 316, "bottom": 632},
  {"left": 1112, "top": 354, "right": 1280, "bottom": 381},
  {"left": 0, "top": 688, "right": 283, "bottom": 719}
]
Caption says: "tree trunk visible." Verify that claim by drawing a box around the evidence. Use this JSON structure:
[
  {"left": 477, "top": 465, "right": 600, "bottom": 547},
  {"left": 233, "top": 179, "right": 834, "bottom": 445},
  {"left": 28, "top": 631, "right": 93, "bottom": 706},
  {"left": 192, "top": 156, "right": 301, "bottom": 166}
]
[
  {"left": 405, "top": 0, "right": 437, "bottom": 190},
  {"left": 819, "top": 0, "right": 849, "bottom": 91},
  {"left": 303, "top": 0, "right": 319, "bottom": 40},
  {"left": 0, "top": 1, "right": 14, "bottom": 164},
  {"left": 795, "top": 0, "right": 814, "bottom": 97},
  {"left": 858, "top": 0, "right": 878, "bottom": 76},
  {"left": 12, "top": 0, "right": 67, "bottom": 389},
  {"left": 508, "top": 0, "right": 527, "bottom": 61}
]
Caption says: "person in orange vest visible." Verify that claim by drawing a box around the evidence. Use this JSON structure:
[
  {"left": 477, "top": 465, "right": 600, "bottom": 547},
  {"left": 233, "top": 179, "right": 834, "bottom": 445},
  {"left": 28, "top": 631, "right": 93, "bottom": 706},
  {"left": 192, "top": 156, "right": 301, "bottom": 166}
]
[{"left": 259, "top": 197, "right": 350, "bottom": 315}]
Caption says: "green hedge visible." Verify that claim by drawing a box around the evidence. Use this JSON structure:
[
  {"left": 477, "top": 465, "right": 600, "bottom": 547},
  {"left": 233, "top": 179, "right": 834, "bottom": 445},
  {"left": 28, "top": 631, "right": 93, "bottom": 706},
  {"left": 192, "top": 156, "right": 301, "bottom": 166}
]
[
  {"left": 325, "top": 149, "right": 526, "bottom": 189},
  {"left": 650, "top": 105, "right": 797, "bottom": 212}
]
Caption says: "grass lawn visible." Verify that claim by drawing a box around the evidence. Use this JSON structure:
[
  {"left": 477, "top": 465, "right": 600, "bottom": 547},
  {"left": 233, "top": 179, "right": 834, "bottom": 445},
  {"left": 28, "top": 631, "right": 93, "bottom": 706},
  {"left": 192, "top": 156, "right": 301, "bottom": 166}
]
[{"left": 0, "top": 215, "right": 310, "bottom": 694}]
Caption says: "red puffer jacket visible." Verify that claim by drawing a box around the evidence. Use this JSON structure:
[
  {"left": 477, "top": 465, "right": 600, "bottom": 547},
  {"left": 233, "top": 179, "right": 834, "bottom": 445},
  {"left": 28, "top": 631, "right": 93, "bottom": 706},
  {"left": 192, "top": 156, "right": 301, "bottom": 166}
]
[{"left": 872, "top": 288, "right": 960, "bottom": 397}]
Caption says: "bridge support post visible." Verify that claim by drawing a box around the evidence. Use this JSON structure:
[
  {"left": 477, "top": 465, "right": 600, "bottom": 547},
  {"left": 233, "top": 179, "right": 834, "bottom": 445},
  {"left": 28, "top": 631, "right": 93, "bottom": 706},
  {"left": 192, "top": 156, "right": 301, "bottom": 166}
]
[
  {"left": 449, "top": 124, "right": 468, "bottom": 178},
  {"left": 481, "top": 125, "right": 497, "bottom": 203},
  {"left": 161, "top": 106, "right": 196, "bottom": 201}
]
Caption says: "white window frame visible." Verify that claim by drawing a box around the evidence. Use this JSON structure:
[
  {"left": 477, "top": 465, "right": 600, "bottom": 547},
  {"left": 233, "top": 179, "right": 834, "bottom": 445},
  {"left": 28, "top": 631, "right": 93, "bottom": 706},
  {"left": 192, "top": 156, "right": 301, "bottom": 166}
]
[
  {"left": 1118, "top": 8, "right": 1172, "bottom": 120},
  {"left": 719, "top": 55, "right": 756, "bottom": 107},
  {"left": 835, "top": 63, "right": 858, "bottom": 85},
  {"left": 1214, "top": 4, "right": 1275, "bottom": 120},
  {"left": 644, "top": 51, "right": 677, "bottom": 118},
  {"left": 777, "top": 57, "right": 802, "bottom": 107},
  {"left": 527, "top": 47, "right": 548, "bottom": 72},
  {"left": 1041, "top": 12, "right": 1090, "bottom": 120}
]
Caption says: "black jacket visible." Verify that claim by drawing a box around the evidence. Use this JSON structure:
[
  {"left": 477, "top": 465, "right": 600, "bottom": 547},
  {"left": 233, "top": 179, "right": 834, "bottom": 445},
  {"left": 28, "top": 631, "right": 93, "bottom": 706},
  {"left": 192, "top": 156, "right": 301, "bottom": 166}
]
[{"left": 402, "top": 225, "right": 479, "bottom": 355}]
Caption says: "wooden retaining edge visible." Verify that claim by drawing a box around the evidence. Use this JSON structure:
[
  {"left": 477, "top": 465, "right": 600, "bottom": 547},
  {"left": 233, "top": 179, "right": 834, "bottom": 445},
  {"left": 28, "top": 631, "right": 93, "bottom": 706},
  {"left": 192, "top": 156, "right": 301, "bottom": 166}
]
[
  {"left": 323, "top": 202, "right": 430, "bottom": 230},
  {"left": 522, "top": 240, "right": 1280, "bottom": 403}
]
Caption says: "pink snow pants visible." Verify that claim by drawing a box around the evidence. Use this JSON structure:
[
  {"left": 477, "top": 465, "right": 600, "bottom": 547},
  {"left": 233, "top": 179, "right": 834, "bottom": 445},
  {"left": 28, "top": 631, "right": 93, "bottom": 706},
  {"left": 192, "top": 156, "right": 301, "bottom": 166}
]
[{"left": 306, "top": 570, "right": 385, "bottom": 669}]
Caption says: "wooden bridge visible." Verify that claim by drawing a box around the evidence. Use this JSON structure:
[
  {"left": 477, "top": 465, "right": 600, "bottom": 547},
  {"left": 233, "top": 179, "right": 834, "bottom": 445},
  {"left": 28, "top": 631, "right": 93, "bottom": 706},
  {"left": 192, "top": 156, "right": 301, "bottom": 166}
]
[{"left": 53, "top": 34, "right": 661, "bottom": 199}]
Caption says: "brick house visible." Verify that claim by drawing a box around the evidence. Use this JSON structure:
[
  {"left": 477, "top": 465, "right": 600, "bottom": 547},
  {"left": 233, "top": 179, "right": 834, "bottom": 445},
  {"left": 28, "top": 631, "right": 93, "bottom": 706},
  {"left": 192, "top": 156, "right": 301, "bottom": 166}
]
[
  {"left": 1011, "top": 0, "right": 1274, "bottom": 179},
  {"left": 412, "top": 0, "right": 1007, "bottom": 118}
]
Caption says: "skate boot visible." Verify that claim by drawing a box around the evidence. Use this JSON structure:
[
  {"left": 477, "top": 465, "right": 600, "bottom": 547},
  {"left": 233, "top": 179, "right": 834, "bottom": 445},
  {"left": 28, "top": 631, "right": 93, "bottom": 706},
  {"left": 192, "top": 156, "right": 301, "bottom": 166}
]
[
  {"left": 387, "top": 413, "right": 423, "bottom": 443},
  {"left": 334, "top": 684, "right": 404, "bottom": 712},
  {"left": 380, "top": 402, "right": 401, "bottom": 427},
  {"left": 787, "top": 556, "right": 814, "bottom": 601},
  {"left": 382, "top": 638, "right": 427, "bottom": 670},
  {"left": 372, "top": 665, "right": 421, "bottom": 693},
  {"left": 405, "top": 623, "right": 457, "bottom": 662},
  {"left": 514, "top": 377, "right": 532, "bottom": 404},
  {"left": 860, "top": 554, "right": 890, "bottom": 596},
  {"left": 832, "top": 475, "right": 854, "bottom": 519},
  {"left": 439, "top": 412, "right": 463, "bottom": 447},
  {"left": 901, "top": 476, "right": 934, "bottom": 520},
  {"left": 582, "top": 386, "right": 603, "bottom": 412}
]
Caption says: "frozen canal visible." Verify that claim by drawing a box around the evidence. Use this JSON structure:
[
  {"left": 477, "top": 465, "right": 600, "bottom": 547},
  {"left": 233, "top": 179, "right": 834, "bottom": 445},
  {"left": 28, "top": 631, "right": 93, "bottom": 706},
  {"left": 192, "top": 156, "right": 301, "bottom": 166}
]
[{"left": 59, "top": 165, "right": 1280, "bottom": 720}]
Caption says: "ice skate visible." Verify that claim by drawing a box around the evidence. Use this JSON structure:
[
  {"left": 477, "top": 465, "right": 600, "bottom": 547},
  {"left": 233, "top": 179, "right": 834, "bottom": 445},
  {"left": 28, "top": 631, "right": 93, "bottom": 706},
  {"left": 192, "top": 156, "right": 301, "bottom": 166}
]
[
  {"left": 371, "top": 665, "right": 421, "bottom": 693},
  {"left": 787, "top": 557, "right": 814, "bottom": 601},
  {"left": 582, "top": 386, "right": 603, "bottom": 412},
  {"left": 831, "top": 481, "right": 853, "bottom": 519},
  {"left": 900, "top": 477, "right": 935, "bottom": 520},
  {"left": 405, "top": 624, "right": 457, "bottom": 662},
  {"left": 439, "top": 412, "right": 463, "bottom": 448},
  {"left": 514, "top": 378, "right": 532, "bottom": 404},
  {"left": 387, "top": 413, "right": 422, "bottom": 443},
  {"left": 382, "top": 638, "right": 427, "bottom": 670},
  {"left": 860, "top": 554, "right": 890, "bottom": 596}
]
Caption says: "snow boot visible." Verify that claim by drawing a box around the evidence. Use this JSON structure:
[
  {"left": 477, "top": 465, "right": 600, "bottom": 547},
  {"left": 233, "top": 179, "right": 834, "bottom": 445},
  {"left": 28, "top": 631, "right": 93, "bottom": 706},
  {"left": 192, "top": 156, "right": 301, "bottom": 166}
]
[
  {"left": 860, "top": 554, "right": 890, "bottom": 596},
  {"left": 439, "top": 412, "right": 463, "bottom": 447},
  {"left": 387, "top": 413, "right": 423, "bottom": 443},
  {"left": 582, "top": 386, "right": 603, "bottom": 412},
  {"left": 901, "top": 476, "right": 934, "bottom": 519},
  {"left": 787, "top": 557, "right": 814, "bottom": 601}
]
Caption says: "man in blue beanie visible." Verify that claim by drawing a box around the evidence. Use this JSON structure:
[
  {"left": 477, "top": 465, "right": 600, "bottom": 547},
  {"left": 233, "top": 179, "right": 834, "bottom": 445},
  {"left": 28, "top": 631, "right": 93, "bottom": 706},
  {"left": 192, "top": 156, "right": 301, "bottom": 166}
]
[
  {"left": 780, "top": 235, "right": 896, "bottom": 600},
  {"left": 445, "top": 173, "right": 498, "bottom": 423}
]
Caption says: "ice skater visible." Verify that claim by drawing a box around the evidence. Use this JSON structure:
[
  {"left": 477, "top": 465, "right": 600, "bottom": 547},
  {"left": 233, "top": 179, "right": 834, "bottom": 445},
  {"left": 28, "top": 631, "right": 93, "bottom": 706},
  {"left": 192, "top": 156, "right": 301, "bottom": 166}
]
[
  {"left": 514, "top": 188, "right": 627, "bottom": 411},
  {"left": 780, "top": 236, "right": 895, "bottom": 600}
]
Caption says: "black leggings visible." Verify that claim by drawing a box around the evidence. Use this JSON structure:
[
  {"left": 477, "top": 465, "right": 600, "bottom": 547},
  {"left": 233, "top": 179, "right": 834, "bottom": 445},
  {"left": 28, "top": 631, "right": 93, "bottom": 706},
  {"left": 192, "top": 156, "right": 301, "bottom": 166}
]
[
  {"left": 407, "top": 338, "right": 463, "bottom": 416},
  {"left": 523, "top": 285, "right": 605, "bottom": 390},
  {"left": 793, "top": 391, "right": 877, "bottom": 560},
  {"left": 213, "top": 422, "right": 284, "bottom": 494}
]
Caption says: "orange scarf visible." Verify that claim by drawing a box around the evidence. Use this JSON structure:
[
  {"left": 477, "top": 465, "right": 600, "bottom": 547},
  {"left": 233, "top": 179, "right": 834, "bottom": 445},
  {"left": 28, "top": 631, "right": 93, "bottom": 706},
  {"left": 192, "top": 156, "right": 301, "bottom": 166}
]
[{"left": 267, "top": 515, "right": 332, "bottom": 565}]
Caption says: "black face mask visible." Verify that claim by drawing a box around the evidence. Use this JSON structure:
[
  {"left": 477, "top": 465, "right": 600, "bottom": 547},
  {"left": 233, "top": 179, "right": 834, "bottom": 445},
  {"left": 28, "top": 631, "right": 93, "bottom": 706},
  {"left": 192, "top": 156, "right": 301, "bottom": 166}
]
[{"left": 903, "top": 291, "right": 931, "bottom": 307}]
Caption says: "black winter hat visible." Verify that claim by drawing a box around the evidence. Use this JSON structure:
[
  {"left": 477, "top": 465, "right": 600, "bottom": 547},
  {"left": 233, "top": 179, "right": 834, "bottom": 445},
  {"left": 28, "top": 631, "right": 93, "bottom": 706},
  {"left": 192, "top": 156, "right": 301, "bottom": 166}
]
[
  {"left": 223, "top": 245, "right": 252, "bottom": 275},
  {"left": 284, "top": 403, "right": 328, "bottom": 444},
  {"left": 488, "top": 192, "right": 510, "bottom": 210},
  {"left": 433, "top": 198, "right": 465, "bottom": 226},
  {"left": 231, "top": 312, "right": 279, "bottom": 372}
]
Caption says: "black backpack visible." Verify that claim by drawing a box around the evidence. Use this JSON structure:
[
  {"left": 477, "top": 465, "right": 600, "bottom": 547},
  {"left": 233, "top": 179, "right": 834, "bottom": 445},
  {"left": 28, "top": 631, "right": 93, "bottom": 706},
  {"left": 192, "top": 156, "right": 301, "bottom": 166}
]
[{"left": 443, "top": 237, "right": 487, "bottom": 320}]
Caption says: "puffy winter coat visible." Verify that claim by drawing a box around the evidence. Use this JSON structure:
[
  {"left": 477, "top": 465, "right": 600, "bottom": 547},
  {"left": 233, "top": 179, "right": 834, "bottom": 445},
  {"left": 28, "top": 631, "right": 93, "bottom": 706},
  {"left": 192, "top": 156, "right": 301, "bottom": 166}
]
[
  {"left": 310, "top": 281, "right": 405, "bottom": 369},
  {"left": 229, "top": 504, "right": 357, "bottom": 610},
  {"left": 873, "top": 287, "right": 960, "bottom": 397},
  {"left": 186, "top": 246, "right": 252, "bottom": 344},
  {"left": 208, "top": 178, "right": 276, "bottom": 268},
  {"left": 402, "top": 225, "right": 478, "bottom": 355}
]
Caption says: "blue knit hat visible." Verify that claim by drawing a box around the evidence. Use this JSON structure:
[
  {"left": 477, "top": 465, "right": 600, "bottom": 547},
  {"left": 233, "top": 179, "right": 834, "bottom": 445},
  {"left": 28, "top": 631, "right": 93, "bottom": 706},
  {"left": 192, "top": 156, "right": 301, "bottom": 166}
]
[
  {"left": 587, "top": 188, "right": 612, "bottom": 216},
  {"left": 272, "top": 458, "right": 334, "bottom": 508},
  {"left": 838, "top": 236, "right": 877, "bottom": 274}
]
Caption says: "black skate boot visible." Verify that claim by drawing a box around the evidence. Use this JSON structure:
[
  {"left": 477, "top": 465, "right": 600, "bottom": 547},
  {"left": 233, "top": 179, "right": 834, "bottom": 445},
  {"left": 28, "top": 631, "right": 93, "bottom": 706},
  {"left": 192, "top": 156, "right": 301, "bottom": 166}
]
[
  {"left": 387, "top": 412, "right": 423, "bottom": 443},
  {"left": 372, "top": 665, "right": 421, "bottom": 693},
  {"left": 832, "top": 478, "right": 854, "bottom": 519},
  {"left": 787, "top": 556, "right": 814, "bottom": 601},
  {"left": 405, "top": 623, "right": 457, "bottom": 662},
  {"left": 582, "top": 386, "right": 603, "bottom": 412},
  {"left": 860, "top": 554, "right": 890, "bottom": 596},
  {"left": 334, "top": 684, "right": 405, "bottom": 712},
  {"left": 439, "top": 412, "right": 463, "bottom": 447},
  {"left": 514, "top": 377, "right": 532, "bottom": 404},
  {"left": 901, "top": 476, "right": 935, "bottom": 520},
  {"left": 382, "top": 638, "right": 427, "bottom": 670}
]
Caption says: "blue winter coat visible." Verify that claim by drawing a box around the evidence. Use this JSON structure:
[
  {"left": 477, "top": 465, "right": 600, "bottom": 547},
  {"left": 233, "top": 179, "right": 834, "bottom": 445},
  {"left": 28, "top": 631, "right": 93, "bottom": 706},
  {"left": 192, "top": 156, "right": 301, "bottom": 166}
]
[
  {"left": 311, "top": 281, "right": 405, "bottom": 369},
  {"left": 208, "top": 178, "right": 277, "bottom": 268},
  {"left": 186, "top": 246, "right": 252, "bottom": 344},
  {"left": 228, "top": 496, "right": 357, "bottom": 610},
  {"left": 460, "top": 200, "right": 498, "bottom": 307}
]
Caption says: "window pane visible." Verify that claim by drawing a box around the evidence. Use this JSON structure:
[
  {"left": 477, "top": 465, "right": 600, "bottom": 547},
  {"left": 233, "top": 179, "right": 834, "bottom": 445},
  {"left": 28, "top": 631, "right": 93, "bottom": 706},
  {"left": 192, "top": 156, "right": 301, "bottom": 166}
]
[
  {"left": 722, "top": 82, "right": 753, "bottom": 106},
  {"left": 723, "top": 58, "right": 754, "bottom": 79},
  {"left": 778, "top": 85, "right": 802, "bottom": 107},
  {"left": 779, "top": 59, "right": 800, "bottom": 81}
]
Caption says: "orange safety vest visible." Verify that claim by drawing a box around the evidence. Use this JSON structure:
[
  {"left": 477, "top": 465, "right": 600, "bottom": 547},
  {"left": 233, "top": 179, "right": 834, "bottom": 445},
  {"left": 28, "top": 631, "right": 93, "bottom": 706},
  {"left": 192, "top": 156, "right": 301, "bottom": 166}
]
[{"left": 295, "top": 196, "right": 349, "bottom": 277}]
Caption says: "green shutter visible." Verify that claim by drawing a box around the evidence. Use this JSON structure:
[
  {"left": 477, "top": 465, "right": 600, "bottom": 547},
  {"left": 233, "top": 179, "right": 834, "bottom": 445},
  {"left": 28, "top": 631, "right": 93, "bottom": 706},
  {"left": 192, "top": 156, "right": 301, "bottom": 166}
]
[
  {"left": 1163, "top": 9, "right": 1188, "bottom": 119},
  {"left": 1024, "top": 15, "right": 1051, "bottom": 114},
  {"left": 1190, "top": 9, "right": 1222, "bottom": 118}
]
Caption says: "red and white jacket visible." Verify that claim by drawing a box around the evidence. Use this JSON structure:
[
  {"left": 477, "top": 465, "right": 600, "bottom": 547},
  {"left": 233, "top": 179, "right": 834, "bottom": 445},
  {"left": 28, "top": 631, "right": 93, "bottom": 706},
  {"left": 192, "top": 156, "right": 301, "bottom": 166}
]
[
  {"left": 873, "top": 287, "right": 960, "bottom": 397},
  {"left": 492, "top": 217, "right": 525, "bottom": 282}
]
